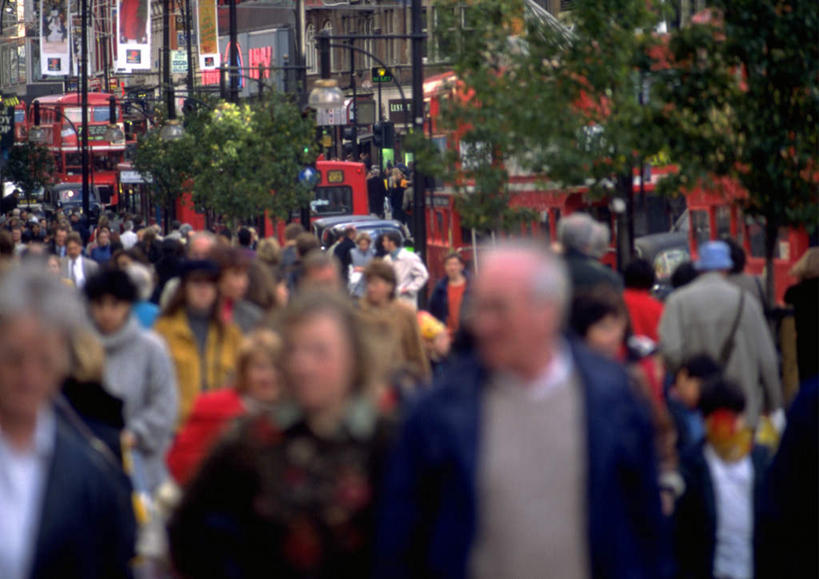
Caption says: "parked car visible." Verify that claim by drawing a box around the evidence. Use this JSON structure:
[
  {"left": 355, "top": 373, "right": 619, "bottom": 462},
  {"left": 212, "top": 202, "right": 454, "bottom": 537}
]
[
  {"left": 311, "top": 215, "right": 376, "bottom": 246},
  {"left": 634, "top": 230, "right": 690, "bottom": 299},
  {"left": 43, "top": 183, "right": 103, "bottom": 222},
  {"left": 324, "top": 219, "right": 411, "bottom": 256}
]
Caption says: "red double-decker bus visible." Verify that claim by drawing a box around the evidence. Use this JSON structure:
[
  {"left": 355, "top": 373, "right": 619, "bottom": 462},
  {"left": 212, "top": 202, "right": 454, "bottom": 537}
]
[{"left": 20, "top": 92, "right": 126, "bottom": 208}]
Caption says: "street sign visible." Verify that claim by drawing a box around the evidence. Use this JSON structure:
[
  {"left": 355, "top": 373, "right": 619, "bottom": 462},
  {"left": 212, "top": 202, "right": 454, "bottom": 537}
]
[
  {"left": 0, "top": 105, "right": 15, "bottom": 167},
  {"left": 389, "top": 99, "right": 412, "bottom": 124},
  {"left": 171, "top": 50, "right": 188, "bottom": 74},
  {"left": 316, "top": 107, "right": 347, "bottom": 126},
  {"left": 371, "top": 67, "right": 392, "bottom": 84}
]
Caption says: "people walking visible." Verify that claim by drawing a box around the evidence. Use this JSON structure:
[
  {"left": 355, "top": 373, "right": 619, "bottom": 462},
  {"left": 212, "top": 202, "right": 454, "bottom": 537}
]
[
  {"left": 377, "top": 242, "right": 668, "bottom": 578},
  {"left": 381, "top": 231, "right": 429, "bottom": 309},
  {"left": 659, "top": 240, "right": 783, "bottom": 429}
]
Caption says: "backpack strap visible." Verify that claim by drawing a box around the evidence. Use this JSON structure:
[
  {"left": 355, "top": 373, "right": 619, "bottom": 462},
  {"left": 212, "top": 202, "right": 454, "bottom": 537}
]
[{"left": 719, "top": 289, "right": 745, "bottom": 366}]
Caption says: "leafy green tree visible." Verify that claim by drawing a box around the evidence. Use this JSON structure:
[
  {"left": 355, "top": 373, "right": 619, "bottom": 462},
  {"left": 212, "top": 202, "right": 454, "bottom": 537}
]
[
  {"left": 415, "top": 0, "right": 662, "bottom": 242},
  {"left": 132, "top": 125, "right": 195, "bottom": 217},
  {"left": 4, "top": 142, "right": 56, "bottom": 201},
  {"left": 651, "top": 0, "right": 818, "bottom": 304},
  {"left": 188, "top": 92, "right": 317, "bottom": 226}
]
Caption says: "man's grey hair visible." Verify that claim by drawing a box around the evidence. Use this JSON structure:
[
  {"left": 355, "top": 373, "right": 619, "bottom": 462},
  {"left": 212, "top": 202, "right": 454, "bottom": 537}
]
[
  {"left": 483, "top": 240, "right": 571, "bottom": 313},
  {"left": 0, "top": 265, "right": 87, "bottom": 336},
  {"left": 124, "top": 220, "right": 134, "bottom": 231},
  {"left": 558, "top": 213, "right": 610, "bottom": 258}
]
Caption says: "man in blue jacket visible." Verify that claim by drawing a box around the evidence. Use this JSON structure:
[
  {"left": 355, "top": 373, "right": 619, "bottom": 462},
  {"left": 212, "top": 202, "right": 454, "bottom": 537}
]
[{"left": 377, "top": 242, "right": 668, "bottom": 578}]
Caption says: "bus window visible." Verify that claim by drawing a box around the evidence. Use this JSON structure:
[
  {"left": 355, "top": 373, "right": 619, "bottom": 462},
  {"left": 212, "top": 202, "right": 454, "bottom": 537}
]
[
  {"left": 690, "top": 209, "right": 710, "bottom": 248},
  {"left": 63, "top": 106, "right": 118, "bottom": 124},
  {"left": 716, "top": 206, "right": 731, "bottom": 239},
  {"left": 312, "top": 186, "right": 353, "bottom": 215}
]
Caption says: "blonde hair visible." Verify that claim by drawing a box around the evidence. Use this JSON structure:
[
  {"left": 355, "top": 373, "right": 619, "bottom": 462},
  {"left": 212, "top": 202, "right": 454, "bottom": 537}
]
[
  {"left": 69, "top": 328, "right": 106, "bottom": 383},
  {"left": 790, "top": 247, "right": 819, "bottom": 280},
  {"left": 355, "top": 232, "right": 372, "bottom": 245},
  {"left": 234, "top": 329, "right": 283, "bottom": 393}
]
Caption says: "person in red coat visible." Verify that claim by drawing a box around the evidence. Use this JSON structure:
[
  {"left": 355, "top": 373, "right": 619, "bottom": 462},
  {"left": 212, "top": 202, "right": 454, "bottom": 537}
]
[
  {"left": 167, "top": 329, "right": 283, "bottom": 485},
  {"left": 623, "top": 258, "right": 664, "bottom": 342}
]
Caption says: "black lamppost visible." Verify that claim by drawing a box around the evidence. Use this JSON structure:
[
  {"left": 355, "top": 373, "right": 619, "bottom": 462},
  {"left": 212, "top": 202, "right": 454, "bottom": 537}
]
[
  {"left": 310, "top": 6, "right": 426, "bottom": 264},
  {"left": 229, "top": 0, "right": 239, "bottom": 102},
  {"left": 80, "top": 0, "right": 89, "bottom": 217}
]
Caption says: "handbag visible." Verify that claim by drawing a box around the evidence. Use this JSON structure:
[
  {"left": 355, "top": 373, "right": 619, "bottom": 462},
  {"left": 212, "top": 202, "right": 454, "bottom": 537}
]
[{"left": 719, "top": 289, "right": 745, "bottom": 366}]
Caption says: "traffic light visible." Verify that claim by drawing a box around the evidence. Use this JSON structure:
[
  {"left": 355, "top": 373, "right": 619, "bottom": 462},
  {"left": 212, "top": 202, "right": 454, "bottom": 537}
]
[
  {"left": 342, "top": 125, "right": 356, "bottom": 141},
  {"left": 373, "top": 122, "right": 383, "bottom": 148},
  {"left": 382, "top": 122, "right": 395, "bottom": 149}
]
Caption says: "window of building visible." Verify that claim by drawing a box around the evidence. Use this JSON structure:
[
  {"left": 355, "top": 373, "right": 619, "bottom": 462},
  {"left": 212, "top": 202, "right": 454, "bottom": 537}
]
[{"left": 306, "top": 24, "right": 317, "bottom": 74}]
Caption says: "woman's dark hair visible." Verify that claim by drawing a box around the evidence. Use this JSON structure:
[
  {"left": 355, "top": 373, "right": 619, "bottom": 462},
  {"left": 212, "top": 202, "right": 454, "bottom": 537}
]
[
  {"left": 699, "top": 377, "right": 746, "bottom": 417},
  {"left": 84, "top": 270, "right": 137, "bottom": 304},
  {"left": 569, "top": 287, "right": 628, "bottom": 339},
  {"left": 723, "top": 237, "right": 746, "bottom": 275},
  {"left": 678, "top": 353, "right": 722, "bottom": 381},
  {"left": 670, "top": 261, "right": 698, "bottom": 289},
  {"left": 623, "top": 258, "right": 655, "bottom": 290}
]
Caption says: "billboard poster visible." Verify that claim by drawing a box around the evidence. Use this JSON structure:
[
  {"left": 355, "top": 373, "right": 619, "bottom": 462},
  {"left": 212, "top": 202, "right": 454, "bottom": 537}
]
[
  {"left": 116, "top": 0, "right": 150, "bottom": 71},
  {"left": 39, "top": 0, "right": 71, "bottom": 76},
  {"left": 197, "top": 0, "right": 219, "bottom": 70}
]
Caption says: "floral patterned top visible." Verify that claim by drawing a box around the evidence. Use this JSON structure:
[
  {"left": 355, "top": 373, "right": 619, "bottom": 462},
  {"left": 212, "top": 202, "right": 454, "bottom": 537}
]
[{"left": 168, "top": 397, "right": 393, "bottom": 579}]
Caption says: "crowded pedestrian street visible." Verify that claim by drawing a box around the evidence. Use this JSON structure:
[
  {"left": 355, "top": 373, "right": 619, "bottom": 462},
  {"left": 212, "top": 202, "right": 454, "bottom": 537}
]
[{"left": 0, "top": 0, "right": 817, "bottom": 577}]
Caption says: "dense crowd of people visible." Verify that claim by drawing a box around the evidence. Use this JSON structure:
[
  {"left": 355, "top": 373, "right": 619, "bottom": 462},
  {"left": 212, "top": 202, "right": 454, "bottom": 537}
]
[{"left": 0, "top": 205, "right": 816, "bottom": 579}]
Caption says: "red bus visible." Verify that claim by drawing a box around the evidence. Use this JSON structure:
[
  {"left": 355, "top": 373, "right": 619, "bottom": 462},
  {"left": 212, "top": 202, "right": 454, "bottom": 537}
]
[
  {"left": 174, "top": 159, "right": 370, "bottom": 236},
  {"left": 421, "top": 71, "right": 810, "bottom": 302},
  {"left": 20, "top": 92, "right": 126, "bottom": 208}
]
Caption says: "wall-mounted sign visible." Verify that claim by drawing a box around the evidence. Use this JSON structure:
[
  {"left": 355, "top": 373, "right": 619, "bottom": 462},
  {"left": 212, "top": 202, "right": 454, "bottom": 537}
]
[{"left": 388, "top": 99, "right": 412, "bottom": 124}]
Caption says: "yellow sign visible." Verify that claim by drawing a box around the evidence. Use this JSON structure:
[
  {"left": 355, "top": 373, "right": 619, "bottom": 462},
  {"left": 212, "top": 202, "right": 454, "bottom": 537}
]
[{"left": 327, "top": 170, "right": 344, "bottom": 184}]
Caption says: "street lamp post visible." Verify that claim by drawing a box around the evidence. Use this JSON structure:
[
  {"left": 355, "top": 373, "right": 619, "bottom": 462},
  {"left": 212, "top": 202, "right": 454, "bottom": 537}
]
[
  {"left": 309, "top": 3, "right": 427, "bottom": 267},
  {"left": 80, "top": 0, "right": 89, "bottom": 218}
]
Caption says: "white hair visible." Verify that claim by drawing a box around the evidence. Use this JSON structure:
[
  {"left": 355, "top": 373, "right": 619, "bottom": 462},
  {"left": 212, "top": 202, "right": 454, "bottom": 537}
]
[
  {"left": 558, "top": 212, "right": 610, "bottom": 258},
  {"left": 0, "top": 265, "right": 87, "bottom": 336},
  {"left": 125, "top": 262, "right": 155, "bottom": 302},
  {"left": 482, "top": 240, "right": 571, "bottom": 314}
]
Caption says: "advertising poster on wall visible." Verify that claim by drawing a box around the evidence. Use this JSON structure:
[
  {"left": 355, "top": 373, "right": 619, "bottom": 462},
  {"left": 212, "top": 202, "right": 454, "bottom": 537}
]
[
  {"left": 39, "top": 0, "right": 71, "bottom": 76},
  {"left": 197, "top": 0, "right": 219, "bottom": 70},
  {"left": 116, "top": 0, "right": 151, "bottom": 71}
]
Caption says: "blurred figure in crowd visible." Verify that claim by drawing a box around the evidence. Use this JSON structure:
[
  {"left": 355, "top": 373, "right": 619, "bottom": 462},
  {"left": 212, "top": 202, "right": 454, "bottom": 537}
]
[
  {"left": 429, "top": 252, "right": 470, "bottom": 338},
  {"left": 670, "top": 261, "right": 698, "bottom": 291},
  {"left": 622, "top": 257, "right": 664, "bottom": 341},
  {"left": 212, "top": 246, "right": 263, "bottom": 334},
  {"left": 125, "top": 262, "right": 159, "bottom": 329},
  {"left": 660, "top": 241, "right": 782, "bottom": 430},
  {"left": 417, "top": 310, "right": 452, "bottom": 378},
  {"left": 667, "top": 354, "right": 722, "bottom": 457},
  {"left": 724, "top": 238, "right": 766, "bottom": 306},
  {"left": 558, "top": 212, "right": 622, "bottom": 293},
  {"left": 349, "top": 232, "right": 376, "bottom": 298},
  {"left": 299, "top": 250, "right": 344, "bottom": 294},
  {"left": 674, "top": 377, "right": 769, "bottom": 579},
  {"left": 377, "top": 242, "right": 667, "bottom": 578},
  {"left": 784, "top": 247, "right": 819, "bottom": 383},
  {"left": 167, "top": 329, "right": 283, "bottom": 486},
  {"left": 381, "top": 230, "right": 428, "bottom": 309},
  {"left": 0, "top": 267, "right": 135, "bottom": 578},
  {"left": 154, "top": 260, "right": 243, "bottom": 426},
  {"left": 359, "top": 259, "right": 430, "bottom": 384},
  {"left": 60, "top": 232, "right": 99, "bottom": 289},
  {"left": 169, "top": 292, "right": 392, "bottom": 578},
  {"left": 85, "top": 270, "right": 178, "bottom": 493},
  {"left": 757, "top": 377, "right": 818, "bottom": 579}
]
